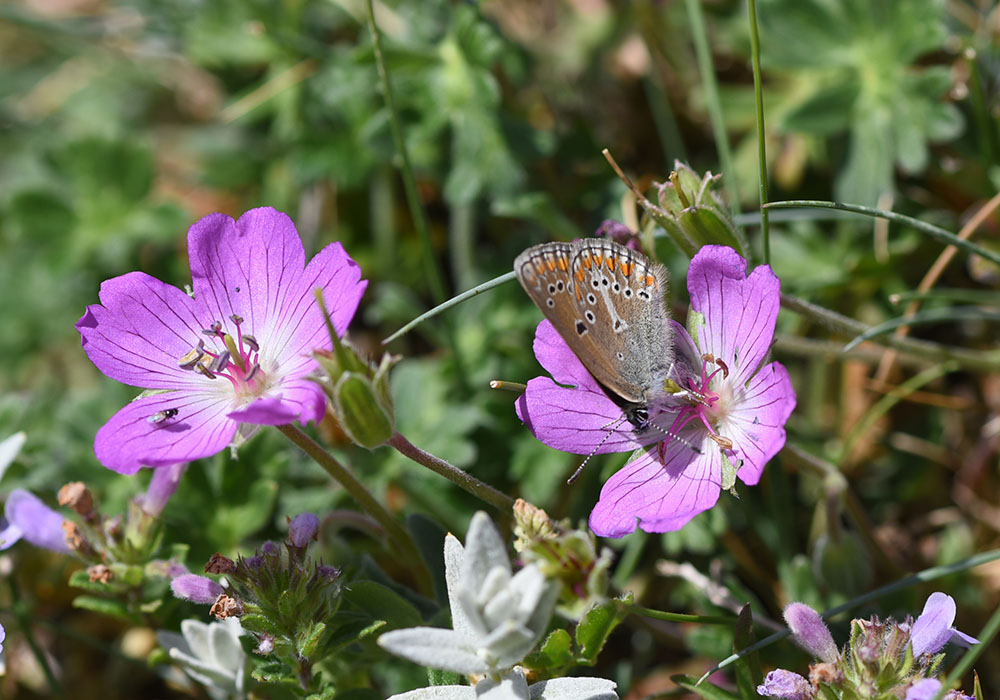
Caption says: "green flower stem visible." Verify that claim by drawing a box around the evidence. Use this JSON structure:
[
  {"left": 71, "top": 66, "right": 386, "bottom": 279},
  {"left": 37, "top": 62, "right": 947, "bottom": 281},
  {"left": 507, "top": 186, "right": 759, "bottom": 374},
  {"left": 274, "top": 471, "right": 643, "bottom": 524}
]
[
  {"left": 783, "top": 444, "right": 904, "bottom": 579},
  {"left": 364, "top": 0, "right": 445, "bottom": 304},
  {"left": 936, "top": 601, "right": 1000, "bottom": 699},
  {"left": 630, "top": 604, "right": 735, "bottom": 625},
  {"left": 698, "top": 547, "right": 1000, "bottom": 684},
  {"left": 764, "top": 200, "right": 1000, "bottom": 267},
  {"left": 387, "top": 432, "right": 514, "bottom": 512},
  {"left": 780, "top": 293, "right": 1000, "bottom": 372},
  {"left": 746, "top": 0, "right": 769, "bottom": 262},
  {"left": 684, "top": 0, "right": 741, "bottom": 214},
  {"left": 277, "top": 424, "right": 433, "bottom": 593},
  {"left": 382, "top": 271, "right": 517, "bottom": 345},
  {"left": 8, "top": 595, "right": 64, "bottom": 698}
]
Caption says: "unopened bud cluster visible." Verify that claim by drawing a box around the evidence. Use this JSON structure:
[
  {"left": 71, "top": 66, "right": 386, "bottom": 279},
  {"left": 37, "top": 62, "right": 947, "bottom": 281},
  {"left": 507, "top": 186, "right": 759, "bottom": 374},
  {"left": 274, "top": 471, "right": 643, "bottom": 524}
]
[
  {"left": 52, "top": 481, "right": 184, "bottom": 587},
  {"left": 173, "top": 513, "right": 342, "bottom": 661},
  {"left": 512, "top": 499, "right": 612, "bottom": 620}
]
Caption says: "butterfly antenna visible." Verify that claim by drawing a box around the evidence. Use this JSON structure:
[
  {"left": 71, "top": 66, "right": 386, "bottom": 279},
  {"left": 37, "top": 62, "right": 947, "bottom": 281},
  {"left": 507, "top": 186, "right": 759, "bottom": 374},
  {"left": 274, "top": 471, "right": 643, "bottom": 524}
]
[
  {"left": 567, "top": 415, "right": 628, "bottom": 484},
  {"left": 640, "top": 418, "right": 702, "bottom": 454}
]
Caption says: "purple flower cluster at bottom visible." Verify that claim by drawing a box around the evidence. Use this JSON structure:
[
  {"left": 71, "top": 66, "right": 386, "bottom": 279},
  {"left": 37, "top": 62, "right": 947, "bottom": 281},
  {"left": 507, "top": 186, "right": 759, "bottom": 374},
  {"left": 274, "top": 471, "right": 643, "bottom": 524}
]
[{"left": 758, "top": 593, "right": 978, "bottom": 700}]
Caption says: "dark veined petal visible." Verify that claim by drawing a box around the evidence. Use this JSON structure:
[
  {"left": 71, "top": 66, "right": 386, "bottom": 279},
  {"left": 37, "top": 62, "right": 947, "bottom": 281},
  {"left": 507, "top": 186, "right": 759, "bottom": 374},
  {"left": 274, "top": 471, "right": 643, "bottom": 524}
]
[
  {"left": 687, "top": 246, "right": 781, "bottom": 387},
  {"left": 94, "top": 392, "right": 238, "bottom": 474},
  {"left": 589, "top": 434, "right": 721, "bottom": 537},
  {"left": 77, "top": 272, "right": 210, "bottom": 390}
]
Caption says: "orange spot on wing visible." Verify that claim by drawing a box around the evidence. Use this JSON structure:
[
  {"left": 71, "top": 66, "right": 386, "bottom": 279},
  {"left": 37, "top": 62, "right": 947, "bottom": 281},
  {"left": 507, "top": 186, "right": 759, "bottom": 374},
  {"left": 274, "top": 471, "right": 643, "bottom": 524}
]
[
  {"left": 606, "top": 255, "right": 616, "bottom": 271},
  {"left": 557, "top": 256, "right": 568, "bottom": 271},
  {"left": 621, "top": 261, "right": 632, "bottom": 276},
  {"left": 644, "top": 274, "right": 655, "bottom": 286}
]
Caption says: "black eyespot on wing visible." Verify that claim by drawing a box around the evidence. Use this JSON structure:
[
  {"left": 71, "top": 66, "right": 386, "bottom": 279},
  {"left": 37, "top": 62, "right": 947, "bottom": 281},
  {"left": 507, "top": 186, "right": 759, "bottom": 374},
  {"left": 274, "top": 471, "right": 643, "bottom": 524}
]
[{"left": 575, "top": 320, "right": 587, "bottom": 335}]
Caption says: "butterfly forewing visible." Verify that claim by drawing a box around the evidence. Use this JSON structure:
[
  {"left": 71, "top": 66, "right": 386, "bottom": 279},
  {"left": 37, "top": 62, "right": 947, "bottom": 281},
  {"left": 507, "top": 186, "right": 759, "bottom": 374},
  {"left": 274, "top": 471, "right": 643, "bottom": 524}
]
[{"left": 515, "top": 239, "right": 674, "bottom": 408}]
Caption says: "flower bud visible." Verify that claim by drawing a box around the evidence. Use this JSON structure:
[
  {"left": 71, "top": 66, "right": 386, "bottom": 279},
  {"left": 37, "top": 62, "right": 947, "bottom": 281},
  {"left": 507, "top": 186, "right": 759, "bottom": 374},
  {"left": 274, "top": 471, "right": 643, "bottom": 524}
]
[
  {"left": 287, "top": 513, "right": 319, "bottom": 548},
  {"left": 171, "top": 574, "right": 225, "bottom": 604},
  {"left": 205, "top": 552, "right": 237, "bottom": 575},
  {"left": 757, "top": 670, "right": 814, "bottom": 700},
  {"left": 655, "top": 161, "right": 747, "bottom": 256},
  {"left": 57, "top": 482, "right": 95, "bottom": 520},
  {"left": 328, "top": 370, "right": 395, "bottom": 449},
  {"left": 784, "top": 602, "right": 839, "bottom": 663}
]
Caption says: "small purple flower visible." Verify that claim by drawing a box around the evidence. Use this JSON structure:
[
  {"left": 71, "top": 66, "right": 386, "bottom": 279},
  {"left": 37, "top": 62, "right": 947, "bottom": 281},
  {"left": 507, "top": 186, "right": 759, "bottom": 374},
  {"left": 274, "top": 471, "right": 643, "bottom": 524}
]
[
  {"left": 516, "top": 246, "right": 795, "bottom": 536},
  {"left": 77, "top": 207, "right": 367, "bottom": 474},
  {"left": 783, "top": 602, "right": 838, "bottom": 663},
  {"left": 757, "top": 669, "right": 814, "bottom": 700},
  {"left": 171, "top": 574, "right": 225, "bottom": 604},
  {"left": 906, "top": 681, "right": 974, "bottom": 700},
  {"left": 287, "top": 513, "right": 319, "bottom": 547},
  {"left": 0, "top": 489, "right": 71, "bottom": 553},
  {"left": 910, "top": 592, "right": 979, "bottom": 657},
  {"left": 138, "top": 463, "right": 188, "bottom": 517}
]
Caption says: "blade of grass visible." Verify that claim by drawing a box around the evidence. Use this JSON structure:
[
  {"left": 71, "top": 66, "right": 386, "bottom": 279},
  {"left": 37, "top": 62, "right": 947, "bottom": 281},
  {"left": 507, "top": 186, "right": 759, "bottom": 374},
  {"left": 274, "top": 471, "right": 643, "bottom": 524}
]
[
  {"left": 764, "top": 200, "right": 1000, "bottom": 267},
  {"left": 684, "top": 0, "right": 741, "bottom": 215},
  {"left": 843, "top": 308, "right": 1000, "bottom": 352},
  {"left": 364, "top": 0, "right": 446, "bottom": 303},
  {"left": 746, "top": 0, "right": 769, "bottom": 263}
]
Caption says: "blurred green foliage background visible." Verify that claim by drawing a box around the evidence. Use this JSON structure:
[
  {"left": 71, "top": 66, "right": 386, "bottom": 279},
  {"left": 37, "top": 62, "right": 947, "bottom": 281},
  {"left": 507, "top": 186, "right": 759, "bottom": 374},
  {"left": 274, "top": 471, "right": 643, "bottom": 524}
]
[{"left": 2, "top": 0, "right": 1000, "bottom": 697}]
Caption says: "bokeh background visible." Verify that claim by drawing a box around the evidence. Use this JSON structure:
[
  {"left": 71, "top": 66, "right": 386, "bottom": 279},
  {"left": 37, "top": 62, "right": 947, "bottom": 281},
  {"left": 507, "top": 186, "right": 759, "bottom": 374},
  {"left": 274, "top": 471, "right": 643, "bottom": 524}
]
[{"left": 2, "top": 0, "right": 1000, "bottom": 697}]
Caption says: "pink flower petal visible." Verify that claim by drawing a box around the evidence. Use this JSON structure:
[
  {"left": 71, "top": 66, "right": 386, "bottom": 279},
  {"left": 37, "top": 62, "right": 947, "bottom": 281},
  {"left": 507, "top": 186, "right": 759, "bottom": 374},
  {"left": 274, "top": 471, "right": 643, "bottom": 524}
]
[
  {"left": 95, "top": 393, "right": 238, "bottom": 474},
  {"left": 264, "top": 241, "right": 367, "bottom": 379},
  {"left": 77, "top": 272, "right": 209, "bottom": 390},
  {"left": 589, "top": 438, "right": 721, "bottom": 537},
  {"left": 532, "top": 321, "right": 604, "bottom": 393},
  {"left": 515, "top": 377, "right": 640, "bottom": 455},
  {"left": 723, "top": 361, "right": 796, "bottom": 486},
  {"left": 228, "top": 379, "right": 325, "bottom": 425},
  {"left": 188, "top": 208, "right": 306, "bottom": 340},
  {"left": 687, "top": 246, "right": 780, "bottom": 386}
]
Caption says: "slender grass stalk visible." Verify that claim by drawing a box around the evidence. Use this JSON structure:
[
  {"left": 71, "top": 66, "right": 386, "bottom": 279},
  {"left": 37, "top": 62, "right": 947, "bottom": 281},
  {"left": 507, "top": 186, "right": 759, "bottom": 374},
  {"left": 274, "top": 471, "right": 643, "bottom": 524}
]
[
  {"left": 383, "top": 271, "right": 517, "bottom": 345},
  {"left": 764, "top": 200, "right": 1000, "bottom": 267},
  {"left": 364, "top": 0, "right": 445, "bottom": 304},
  {"left": 387, "top": 432, "right": 514, "bottom": 512},
  {"left": 844, "top": 309, "right": 1000, "bottom": 352},
  {"left": 684, "top": 0, "right": 741, "bottom": 215},
  {"left": 746, "top": 0, "right": 769, "bottom": 262},
  {"left": 277, "top": 424, "right": 433, "bottom": 593},
  {"left": 631, "top": 605, "right": 735, "bottom": 625},
  {"left": 780, "top": 294, "right": 1000, "bottom": 373},
  {"left": 697, "top": 548, "right": 1000, "bottom": 683},
  {"left": 8, "top": 578, "right": 64, "bottom": 698}
]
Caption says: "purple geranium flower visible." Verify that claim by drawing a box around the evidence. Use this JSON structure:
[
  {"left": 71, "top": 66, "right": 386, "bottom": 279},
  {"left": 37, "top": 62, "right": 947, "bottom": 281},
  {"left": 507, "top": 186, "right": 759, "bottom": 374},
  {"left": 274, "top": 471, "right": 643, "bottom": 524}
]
[
  {"left": 910, "top": 592, "right": 979, "bottom": 657},
  {"left": 516, "top": 245, "right": 795, "bottom": 536},
  {"left": 77, "top": 207, "right": 366, "bottom": 474},
  {"left": 0, "top": 489, "right": 70, "bottom": 553}
]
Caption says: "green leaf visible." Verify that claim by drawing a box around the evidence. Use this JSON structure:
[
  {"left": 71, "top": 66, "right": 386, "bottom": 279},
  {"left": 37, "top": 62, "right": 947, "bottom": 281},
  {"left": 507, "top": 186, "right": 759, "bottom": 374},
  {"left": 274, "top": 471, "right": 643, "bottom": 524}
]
[
  {"left": 72, "top": 595, "right": 139, "bottom": 624},
  {"left": 575, "top": 595, "right": 631, "bottom": 664},
  {"left": 671, "top": 674, "right": 741, "bottom": 700},
  {"left": 299, "top": 621, "right": 326, "bottom": 658},
  {"left": 342, "top": 580, "right": 424, "bottom": 630},
  {"left": 239, "top": 613, "right": 280, "bottom": 636},
  {"left": 537, "top": 628, "right": 574, "bottom": 669},
  {"left": 732, "top": 604, "right": 763, "bottom": 694},
  {"left": 782, "top": 82, "right": 858, "bottom": 135}
]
